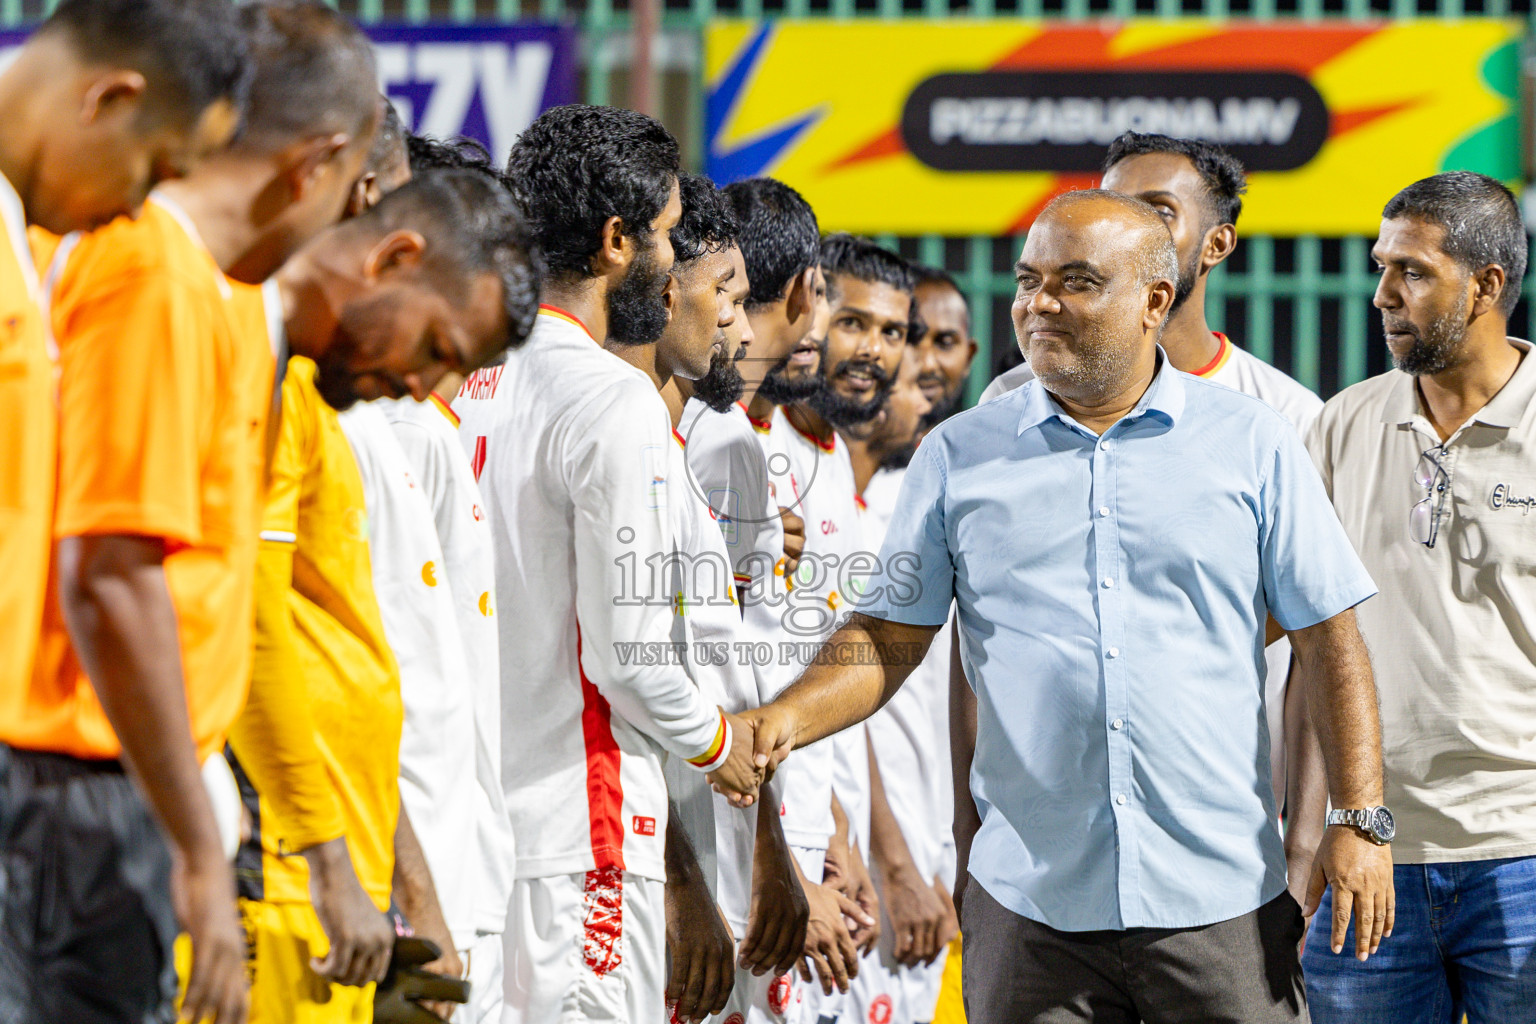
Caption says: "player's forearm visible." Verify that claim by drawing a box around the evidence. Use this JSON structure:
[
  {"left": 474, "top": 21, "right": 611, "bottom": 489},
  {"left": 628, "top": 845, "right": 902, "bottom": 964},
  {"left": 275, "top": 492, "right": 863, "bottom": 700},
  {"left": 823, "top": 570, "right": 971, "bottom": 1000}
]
[
  {"left": 1290, "top": 608, "right": 1384, "bottom": 808},
  {"left": 665, "top": 801, "right": 707, "bottom": 887},
  {"left": 57, "top": 535, "right": 225, "bottom": 864},
  {"left": 230, "top": 542, "right": 345, "bottom": 850},
  {"left": 392, "top": 805, "right": 453, "bottom": 944},
  {"left": 1284, "top": 659, "right": 1329, "bottom": 856},
  {"left": 775, "top": 614, "right": 936, "bottom": 749}
]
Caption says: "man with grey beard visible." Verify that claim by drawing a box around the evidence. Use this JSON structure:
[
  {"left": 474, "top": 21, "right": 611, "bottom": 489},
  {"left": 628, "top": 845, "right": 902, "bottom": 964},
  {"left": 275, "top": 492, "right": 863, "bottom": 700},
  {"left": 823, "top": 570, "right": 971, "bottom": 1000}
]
[{"left": 1298, "top": 171, "right": 1536, "bottom": 1024}]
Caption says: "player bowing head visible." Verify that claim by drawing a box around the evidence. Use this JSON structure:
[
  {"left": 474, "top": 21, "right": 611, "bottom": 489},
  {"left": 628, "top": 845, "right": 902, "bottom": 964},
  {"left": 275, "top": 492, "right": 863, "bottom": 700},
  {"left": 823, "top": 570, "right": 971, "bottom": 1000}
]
[
  {"left": 506, "top": 103, "right": 680, "bottom": 346},
  {"left": 282, "top": 167, "right": 542, "bottom": 410},
  {"left": 0, "top": 0, "right": 250, "bottom": 233}
]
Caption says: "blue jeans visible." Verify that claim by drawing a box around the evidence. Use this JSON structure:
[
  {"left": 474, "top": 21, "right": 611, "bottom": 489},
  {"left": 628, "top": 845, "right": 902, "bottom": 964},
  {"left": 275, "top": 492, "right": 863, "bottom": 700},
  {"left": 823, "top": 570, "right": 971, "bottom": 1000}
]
[{"left": 1303, "top": 856, "right": 1536, "bottom": 1023}]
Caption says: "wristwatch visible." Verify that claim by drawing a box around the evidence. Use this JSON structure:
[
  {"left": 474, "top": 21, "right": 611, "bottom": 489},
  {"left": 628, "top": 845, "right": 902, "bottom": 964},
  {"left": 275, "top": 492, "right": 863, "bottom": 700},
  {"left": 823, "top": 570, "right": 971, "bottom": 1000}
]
[{"left": 1326, "top": 806, "right": 1396, "bottom": 845}]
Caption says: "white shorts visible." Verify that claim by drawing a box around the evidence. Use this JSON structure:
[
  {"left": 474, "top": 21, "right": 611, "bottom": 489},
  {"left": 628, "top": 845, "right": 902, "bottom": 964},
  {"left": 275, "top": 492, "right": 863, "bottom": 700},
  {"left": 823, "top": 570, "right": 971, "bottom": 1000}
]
[
  {"left": 460, "top": 931, "right": 503, "bottom": 1024},
  {"left": 845, "top": 947, "right": 946, "bottom": 1024},
  {"left": 504, "top": 869, "right": 665, "bottom": 1024}
]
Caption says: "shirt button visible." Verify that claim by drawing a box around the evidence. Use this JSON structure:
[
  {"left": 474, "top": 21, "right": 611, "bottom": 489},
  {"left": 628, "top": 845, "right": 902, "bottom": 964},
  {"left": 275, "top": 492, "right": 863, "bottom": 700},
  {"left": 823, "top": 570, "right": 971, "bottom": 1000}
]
[
  {"left": 1107, "top": 647, "right": 1119, "bottom": 658},
  {"left": 1097, "top": 506, "right": 1110, "bottom": 518},
  {"left": 1115, "top": 794, "right": 1128, "bottom": 805},
  {"left": 1102, "top": 577, "right": 1115, "bottom": 588},
  {"left": 1111, "top": 718, "right": 1124, "bottom": 730},
  {"left": 1102, "top": 440, "right": 1114, "bottom": 451}
]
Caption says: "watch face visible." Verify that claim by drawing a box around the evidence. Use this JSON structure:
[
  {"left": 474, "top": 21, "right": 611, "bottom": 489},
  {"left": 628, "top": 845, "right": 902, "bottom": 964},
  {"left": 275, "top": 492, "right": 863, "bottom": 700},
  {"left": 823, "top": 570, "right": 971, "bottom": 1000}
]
[{"left": 1370, "top": 807, "right": 1396, "bottom": 843}]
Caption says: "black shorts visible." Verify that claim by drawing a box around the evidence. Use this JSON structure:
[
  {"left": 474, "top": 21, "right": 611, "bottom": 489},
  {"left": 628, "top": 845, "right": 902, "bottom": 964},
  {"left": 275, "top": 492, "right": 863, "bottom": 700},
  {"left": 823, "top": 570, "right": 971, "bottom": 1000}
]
[{"left": 0, "top": 745, "right": 180, "bottom": 1024}]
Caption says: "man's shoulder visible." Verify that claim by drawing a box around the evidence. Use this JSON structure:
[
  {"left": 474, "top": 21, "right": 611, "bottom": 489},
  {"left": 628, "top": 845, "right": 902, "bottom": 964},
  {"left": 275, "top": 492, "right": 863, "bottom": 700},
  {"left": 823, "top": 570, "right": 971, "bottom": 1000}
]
[
  {"left": 1178, "top": 371, "right": 1297, "bottom": 445},
  {"left": 1315, "top": 370, "right": 1404, "bottom": 436}
]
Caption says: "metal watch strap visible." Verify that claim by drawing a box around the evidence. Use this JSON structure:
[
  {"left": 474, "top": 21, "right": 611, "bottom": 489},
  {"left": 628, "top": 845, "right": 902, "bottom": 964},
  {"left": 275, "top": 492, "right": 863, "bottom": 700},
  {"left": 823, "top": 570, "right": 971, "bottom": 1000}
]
[{"left": 1329, "top": 808, "right": 1368, "bottom": 830}]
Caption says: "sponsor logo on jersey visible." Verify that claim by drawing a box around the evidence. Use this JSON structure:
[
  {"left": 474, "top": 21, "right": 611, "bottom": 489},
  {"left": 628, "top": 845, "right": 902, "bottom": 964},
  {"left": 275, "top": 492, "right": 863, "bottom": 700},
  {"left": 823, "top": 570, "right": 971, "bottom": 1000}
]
[
  {"left": 768, "top": 974, "right": 794, "bottom": 1015},
  {"left": 632, "top": 815, "right": 656, "bottom": 836},
  {"left": 867, "top": 994, "right": 894, "bottom": 1024}
]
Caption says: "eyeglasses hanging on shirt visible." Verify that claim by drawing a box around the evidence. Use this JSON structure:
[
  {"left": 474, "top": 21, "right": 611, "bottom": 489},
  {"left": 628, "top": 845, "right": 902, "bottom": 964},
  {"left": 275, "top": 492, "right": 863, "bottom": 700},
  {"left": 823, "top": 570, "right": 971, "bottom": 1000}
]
[{"left": 1410, "top": 445, "right": 1450, "bottom": 548}]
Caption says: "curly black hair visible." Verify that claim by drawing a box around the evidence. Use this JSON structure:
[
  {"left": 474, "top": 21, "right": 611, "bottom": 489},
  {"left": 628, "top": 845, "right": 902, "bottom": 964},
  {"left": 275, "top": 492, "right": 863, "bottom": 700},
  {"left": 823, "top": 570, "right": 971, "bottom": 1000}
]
[
  {"left": 722, "top": 177, "right": 819, "bottom": 309},
  {"left": 671, "top": 174, "right": 738, "bottom": 268},
  {"left": 1103, "top": 132, "right": 1248, "bottom": 230},
  {"left": 504, "top": 104, "right": 678, "bottom": 281}
]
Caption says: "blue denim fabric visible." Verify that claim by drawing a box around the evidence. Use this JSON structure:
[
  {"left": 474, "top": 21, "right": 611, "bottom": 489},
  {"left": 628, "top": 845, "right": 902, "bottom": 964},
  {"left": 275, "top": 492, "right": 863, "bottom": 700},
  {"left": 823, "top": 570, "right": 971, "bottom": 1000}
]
[{"left": 1303, "top": 856, "right": 1536, "bottom": 1023}]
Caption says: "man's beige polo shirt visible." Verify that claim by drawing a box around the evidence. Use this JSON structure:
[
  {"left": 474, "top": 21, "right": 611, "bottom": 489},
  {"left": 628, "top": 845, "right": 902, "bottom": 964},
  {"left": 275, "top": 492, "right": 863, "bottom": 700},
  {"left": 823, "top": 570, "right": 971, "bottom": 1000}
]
[{"left": 1306, "top": 338, "right": 1536, "bottom": 863}]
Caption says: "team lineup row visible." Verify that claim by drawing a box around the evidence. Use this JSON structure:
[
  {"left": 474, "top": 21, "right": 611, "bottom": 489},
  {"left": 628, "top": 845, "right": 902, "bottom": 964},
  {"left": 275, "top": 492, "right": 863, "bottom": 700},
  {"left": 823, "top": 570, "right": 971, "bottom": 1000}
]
[{"left": 1, "top": 3, "right": 1532, "bottom": 1024}]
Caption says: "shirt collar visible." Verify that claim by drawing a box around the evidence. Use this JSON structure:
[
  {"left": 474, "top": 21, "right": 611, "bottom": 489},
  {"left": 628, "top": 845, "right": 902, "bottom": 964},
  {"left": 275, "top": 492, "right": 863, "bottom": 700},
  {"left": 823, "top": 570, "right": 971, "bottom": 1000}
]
[
  {"left": 1017, "top": 347, "right": 1185, "bottom": 438},
  {"left": 1379, "top": 338, "right": 1535, "bottom": 430}
]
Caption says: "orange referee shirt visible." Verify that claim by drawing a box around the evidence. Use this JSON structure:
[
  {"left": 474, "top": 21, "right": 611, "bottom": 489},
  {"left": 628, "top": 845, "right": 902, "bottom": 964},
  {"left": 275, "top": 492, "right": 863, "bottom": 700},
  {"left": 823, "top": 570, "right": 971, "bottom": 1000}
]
[
  {"left": 9, "top": 196, "right": 274, "bottom": 762},
  {"left": 0, "top": 173, "right": 55, "bottom": 700}
]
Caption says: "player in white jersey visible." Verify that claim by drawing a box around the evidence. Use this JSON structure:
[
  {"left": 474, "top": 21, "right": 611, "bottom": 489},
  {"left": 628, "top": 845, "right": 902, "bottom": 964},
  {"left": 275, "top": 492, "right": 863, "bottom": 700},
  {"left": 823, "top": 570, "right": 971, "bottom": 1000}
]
[
  {"left": 966, "top": 132, "right": 1325, "bottom": 912},
  {"left": 454, "top": 107, "right": 756, "bottom": 1024},
  {"left": 701, "top": 179, "right": 878, "bottom": 1020},
  {"left": 845, "top": 271, "right": 976, "bottom": 1024},
  {"left": 606, "top": 173, "right": 809, "bottom": 1024},
  {"left": 757, "top": 234, "right": 917, "bottom": 1024},
  {"left": 337, "top": 402, "right": 478, "bottom": 985},
  {"left": 384, "top": 386, "right": 517, "bottom": 1022}
]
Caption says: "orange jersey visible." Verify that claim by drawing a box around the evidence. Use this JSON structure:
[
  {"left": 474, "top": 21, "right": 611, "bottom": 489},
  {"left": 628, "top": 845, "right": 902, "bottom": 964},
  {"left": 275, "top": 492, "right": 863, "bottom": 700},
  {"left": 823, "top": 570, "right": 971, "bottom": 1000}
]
[
  {"left": 0, "top": 174, "right": 55, "bottom": 699},
  {"left": 10, "top": 197, "right": 274, "bottom": 762}
]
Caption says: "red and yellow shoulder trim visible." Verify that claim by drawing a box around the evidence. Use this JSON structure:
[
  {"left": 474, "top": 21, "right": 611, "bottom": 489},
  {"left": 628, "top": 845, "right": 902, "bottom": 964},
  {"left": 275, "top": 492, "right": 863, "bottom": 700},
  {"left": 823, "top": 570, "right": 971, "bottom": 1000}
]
[
  {"left": 428, "top": 392, "right": 459, "bottom": 427},
  {"left": 740, "top": 402, "right": 773, "bottom": 435},
  {"left": 1191, "top": 332, "right": 1233, "bottom": 379},
  {"left": 539, "top": 303, "right": 595, "bottom": 342},
  {"left": 854, "top": 494, "right": 867, "bottom": 511},
  {"left": 685, "top": 711, "right": 732, "bottom": 773}
]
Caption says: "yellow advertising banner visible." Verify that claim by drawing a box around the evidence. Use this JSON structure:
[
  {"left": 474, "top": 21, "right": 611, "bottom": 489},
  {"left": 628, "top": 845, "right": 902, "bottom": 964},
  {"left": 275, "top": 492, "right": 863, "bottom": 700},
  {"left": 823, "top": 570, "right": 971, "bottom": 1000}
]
[{"left": 703, "top": 19, "right": 1521, "bottom": 236}]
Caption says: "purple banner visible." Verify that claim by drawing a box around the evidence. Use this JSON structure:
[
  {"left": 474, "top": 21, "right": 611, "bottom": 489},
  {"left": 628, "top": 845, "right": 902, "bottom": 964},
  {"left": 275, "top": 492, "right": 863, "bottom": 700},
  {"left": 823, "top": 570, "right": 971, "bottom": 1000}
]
[{"left": 0, "top": 21, "right": 576, "bottom": 165}]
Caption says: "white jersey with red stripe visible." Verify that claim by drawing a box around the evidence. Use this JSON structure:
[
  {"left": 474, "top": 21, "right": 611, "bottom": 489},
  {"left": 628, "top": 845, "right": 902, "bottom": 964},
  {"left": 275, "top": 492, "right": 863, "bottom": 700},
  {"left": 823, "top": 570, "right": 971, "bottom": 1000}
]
[
  {"left": 381, "top": 394, "right": 515, "bottom": 940},
  {"left": 977, "top": 333, "right": 1323, "bottom": 813},
  {"left": 767, "top": 407, "right": 871, "bottom": 849},
  {"left": 337, "top": 402, "right": 479, "bottom": 947},
  {"left": 452, "top": 306, "right": 730, "bottom": 884},
  {"left": 663, "top": 431, "right": 763, "bottom": 937}
]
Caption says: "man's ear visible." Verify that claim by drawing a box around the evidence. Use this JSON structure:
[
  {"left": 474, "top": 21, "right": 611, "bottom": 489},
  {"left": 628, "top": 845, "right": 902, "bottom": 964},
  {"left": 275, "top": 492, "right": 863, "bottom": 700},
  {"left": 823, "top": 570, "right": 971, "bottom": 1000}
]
[
  {"left": 1201, "top": 223, "right": 1237, "bottom": 274},
  {"left": 662, "top": 272, "right": 680, "bottom": 318},
  {"left": 283, "top": 133, "right": 350, "bottom": 201},
  {"left": 1144, "top": 278, "right": 1177, "bottom": 332},
  {"left": 593, "top": 215, "right": 628, "bottom": 276},
  {"left": 1470, "top": 263, "right": 1508, "bottom": 320},
  {"left": 79, "top": 70, "right": 147, "bottom": 126},
  {"left": 345, "top": 173, "right": 379, "bottom": 219},
  {"left": 363, "top": 229, "right": 427, "bottom": 281},
  {"left": 785, "top": 267, "right": 814, "bottom": 324}
]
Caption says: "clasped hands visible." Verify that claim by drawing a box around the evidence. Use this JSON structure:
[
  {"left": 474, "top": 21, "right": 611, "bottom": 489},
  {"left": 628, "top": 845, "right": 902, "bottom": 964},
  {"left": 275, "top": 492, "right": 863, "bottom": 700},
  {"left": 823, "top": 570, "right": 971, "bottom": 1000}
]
[{"left": 710, "top": 705, "right": 797, "bottom": 807}]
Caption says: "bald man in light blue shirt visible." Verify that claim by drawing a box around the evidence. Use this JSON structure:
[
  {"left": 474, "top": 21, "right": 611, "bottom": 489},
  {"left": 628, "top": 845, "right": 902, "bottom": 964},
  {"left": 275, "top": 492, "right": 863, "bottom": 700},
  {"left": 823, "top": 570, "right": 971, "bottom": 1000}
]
[{"left": 714, "top": 190, "right": 1394, "bottom": 1024}]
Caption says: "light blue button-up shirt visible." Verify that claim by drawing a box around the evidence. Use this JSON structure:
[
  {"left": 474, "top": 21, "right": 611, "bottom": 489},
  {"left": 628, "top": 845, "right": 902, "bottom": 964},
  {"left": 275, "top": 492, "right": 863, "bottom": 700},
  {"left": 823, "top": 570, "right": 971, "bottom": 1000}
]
[{"left": 858, "top": 356, "right": 1376, "bottom": 931}]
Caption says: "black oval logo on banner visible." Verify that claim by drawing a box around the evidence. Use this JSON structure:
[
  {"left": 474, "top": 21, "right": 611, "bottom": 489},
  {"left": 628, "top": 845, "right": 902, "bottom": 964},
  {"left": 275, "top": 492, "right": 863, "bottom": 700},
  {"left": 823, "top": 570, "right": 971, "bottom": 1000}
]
[{"left": 901, "top": 71, "right": 1330, "bottom": 173}]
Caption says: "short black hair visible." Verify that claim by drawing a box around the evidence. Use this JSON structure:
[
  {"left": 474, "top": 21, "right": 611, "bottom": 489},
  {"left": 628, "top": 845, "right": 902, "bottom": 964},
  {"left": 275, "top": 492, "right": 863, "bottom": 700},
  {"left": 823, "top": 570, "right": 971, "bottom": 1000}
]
[
  {"left": 42, "top": 0, "right": 252, "bottom": 124},
  {"left": 671, "top": 174, "right": 738, "bottom": 268},
  {"left": 363, "top": 97, "right": 407, "bottom": 180},
  {"left": 1104, "top": 132, "right": 1248, "bottom": 229},
  {"left": 1383, "top": 171, "right": 1528, "bottom": 318},
  {"left": 912, "top": 264, "right": 970, "bottom": 340},
  {"left": 819, "top": 233, "right": 915, "bottom": 300},
  {"left": 723, "top": 177, "right": 819, "bottom": 309},
  {"left": 231, "top": 1, "right": 377, "bottom": 154},
  {"left": 504, "top": 104, "right": 678, "bottom": 281},
  {"left": 357, "top": 168, "right": 545, "bottom": 355}
]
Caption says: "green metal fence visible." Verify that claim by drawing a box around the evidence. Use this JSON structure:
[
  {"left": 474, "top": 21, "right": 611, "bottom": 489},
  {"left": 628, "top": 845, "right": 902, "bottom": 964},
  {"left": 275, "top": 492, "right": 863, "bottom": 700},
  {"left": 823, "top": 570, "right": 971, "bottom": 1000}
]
[{"left": 9, "top": 0, "right": 1532, "bottom": 400}]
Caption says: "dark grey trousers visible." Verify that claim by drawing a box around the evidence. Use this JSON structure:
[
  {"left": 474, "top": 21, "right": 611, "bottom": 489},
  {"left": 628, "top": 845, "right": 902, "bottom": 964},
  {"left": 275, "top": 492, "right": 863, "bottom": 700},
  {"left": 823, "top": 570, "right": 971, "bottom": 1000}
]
[{"left": 961, "top": 877, "right": 1309, "bottom": 1024}]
